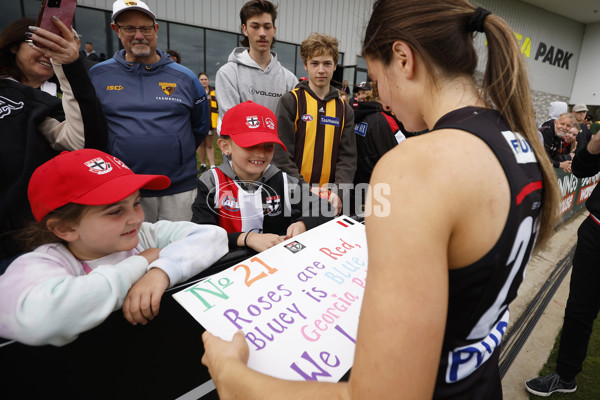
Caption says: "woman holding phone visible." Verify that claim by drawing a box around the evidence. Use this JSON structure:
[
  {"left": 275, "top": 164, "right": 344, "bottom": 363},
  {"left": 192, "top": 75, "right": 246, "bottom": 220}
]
[{"left": 0, "top": 16, "right": 107, "bottom": 273}]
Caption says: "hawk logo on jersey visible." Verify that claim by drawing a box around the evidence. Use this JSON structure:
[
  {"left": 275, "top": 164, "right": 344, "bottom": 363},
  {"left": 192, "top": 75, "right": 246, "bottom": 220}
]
[
  {"left": 159, "top": 82, "right": 176, "bottom": 96},
  {"left": 265, "top": 195, "right": 281, "bottom": 216},
  {"left": 85, "top": 158, "right": 112, "bottom": 175},
  {"left": 246, "top": 116, "right": 260, "bottom": 129},
  {"left": 301, "top": 114, "right": 313, "bottom": 122},
  {"left": 0, "top": 96, "right": 24, "bottom": 119}
]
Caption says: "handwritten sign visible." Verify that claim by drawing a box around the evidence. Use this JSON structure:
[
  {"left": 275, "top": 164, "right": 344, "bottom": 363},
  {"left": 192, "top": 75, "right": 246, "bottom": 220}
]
[{"left": 173, "top": 216, "right": 367, "bottom": 382}]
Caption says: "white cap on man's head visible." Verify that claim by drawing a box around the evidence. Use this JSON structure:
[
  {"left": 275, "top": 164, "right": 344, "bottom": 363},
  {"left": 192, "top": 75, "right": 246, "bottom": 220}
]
[
  {"left": 112, "top": 0, "right": 156, "bottom": 22},
  {"left": 573, "top": 104, "right": 588, "bottom": 113}
]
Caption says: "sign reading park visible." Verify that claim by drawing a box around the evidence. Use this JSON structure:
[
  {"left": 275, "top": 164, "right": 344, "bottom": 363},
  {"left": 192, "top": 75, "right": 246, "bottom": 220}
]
[{"left": 173, "top": 217, "right": 367, "bottom": 382}]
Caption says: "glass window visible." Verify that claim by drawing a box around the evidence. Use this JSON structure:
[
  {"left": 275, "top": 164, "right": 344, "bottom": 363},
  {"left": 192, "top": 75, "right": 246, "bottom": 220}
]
[
  {"left": 205, "top": 29, "right": 238, "bottom": 82},
  {"left": 296, "top": 46, "right": 306, "bottom": 80},
  {"left": 343, "top": 66, "right": 355, "bottom": 87},
  {"left": 23, "top": 0, "right": 42, "bottom": 19},
  {"left": 167, "top": 22, "right": 204, "bottom": 75},
  {"left": 0, "top": 1, "right": 23, "bottom": 31},
  {"left": 156, "top": 19, "right": 168, "bottom": 56},
  {"left": 274, "top": 41, "right": 296, "bottom": 75},
  {"left": 356, "top": 56, "right": 367, "bottom": 70},
  {"left": 356, "top": 70, "right": 368, "bottom": 86},
  {"left": 74, "top": 8, "right": 115, "bottom": 61}
]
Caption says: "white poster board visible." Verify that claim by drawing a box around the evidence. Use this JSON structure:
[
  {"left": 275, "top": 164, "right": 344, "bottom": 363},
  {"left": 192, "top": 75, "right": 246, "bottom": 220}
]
[{"left": 173, "top": 216, "right": 367, "bottom": 382}]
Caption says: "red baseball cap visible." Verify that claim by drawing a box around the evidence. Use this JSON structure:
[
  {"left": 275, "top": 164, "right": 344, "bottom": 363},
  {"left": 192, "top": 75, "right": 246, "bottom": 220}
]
[
  {"left": 220, "top": 101, "right": 286, "bottom": 151},
  {"left": 28, "top": 149, "right": 170, "bottom": 221}
]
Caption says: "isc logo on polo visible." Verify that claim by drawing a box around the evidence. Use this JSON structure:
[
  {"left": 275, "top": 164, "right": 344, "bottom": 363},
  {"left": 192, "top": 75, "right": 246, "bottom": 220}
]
[{"left": 106, "top": 85, "right": 124, "bottom": 91}]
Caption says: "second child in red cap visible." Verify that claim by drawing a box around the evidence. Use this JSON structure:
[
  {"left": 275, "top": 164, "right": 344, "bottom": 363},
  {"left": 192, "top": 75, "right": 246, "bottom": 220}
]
[
  {"left": 0, "top": 149, "right": 228, "bottom": 346},
  {"left": 192, "top": 101, "right": 332, "bottom": 252}
]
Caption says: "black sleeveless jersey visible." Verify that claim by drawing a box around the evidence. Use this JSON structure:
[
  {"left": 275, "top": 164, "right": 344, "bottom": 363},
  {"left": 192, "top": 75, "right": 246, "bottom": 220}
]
[{"left": 431, "top": 107, "right": 544, "bottom": 399}]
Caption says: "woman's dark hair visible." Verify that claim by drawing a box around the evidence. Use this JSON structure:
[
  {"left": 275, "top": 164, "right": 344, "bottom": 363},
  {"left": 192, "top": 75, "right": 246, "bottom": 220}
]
[
  {"left": 0, "top": 18, "right": 36, "bottom": 82},
  {"left": 17, "top": 203, "right": 89, "bottom": 251},
  {"left": 166, "top": 49, "right": 181, "bottom": 63},
  {"left": 362, "top": 0, "right": 559, "bottom": 246},
  {"left": 239, "top": 0, "right": 277, "bottom": 48}
]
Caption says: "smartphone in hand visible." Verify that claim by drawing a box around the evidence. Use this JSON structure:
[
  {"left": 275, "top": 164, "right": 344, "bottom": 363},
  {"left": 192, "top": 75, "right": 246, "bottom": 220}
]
[{"left": 36, "top": 0, "right": 78, "bottom": 38}]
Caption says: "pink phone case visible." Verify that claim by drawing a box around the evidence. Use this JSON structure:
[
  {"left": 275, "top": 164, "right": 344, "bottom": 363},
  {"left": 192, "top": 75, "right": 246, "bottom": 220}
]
[{"left": 36, "top": 0, "right": 77, "bottom": 37}]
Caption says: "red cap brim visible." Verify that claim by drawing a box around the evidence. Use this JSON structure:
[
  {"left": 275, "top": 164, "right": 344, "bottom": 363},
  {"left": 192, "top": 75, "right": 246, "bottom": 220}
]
[
  {"left": 71, "top": 174, "right": 170, "bottom": 206},
  {"left": 228, "top": 132, "right": 287, "bottom": 152}
]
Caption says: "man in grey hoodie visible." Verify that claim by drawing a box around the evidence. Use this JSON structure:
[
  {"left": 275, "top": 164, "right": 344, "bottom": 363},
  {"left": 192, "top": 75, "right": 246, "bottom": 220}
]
[{"left": 215, "top": 0, "right": 297, "bottom": 132}]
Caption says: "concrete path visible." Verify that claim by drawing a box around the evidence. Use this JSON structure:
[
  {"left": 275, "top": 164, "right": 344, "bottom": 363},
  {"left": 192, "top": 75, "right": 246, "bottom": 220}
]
[{"left": 501, "top": 210, "right": 587, "bottom": 399}]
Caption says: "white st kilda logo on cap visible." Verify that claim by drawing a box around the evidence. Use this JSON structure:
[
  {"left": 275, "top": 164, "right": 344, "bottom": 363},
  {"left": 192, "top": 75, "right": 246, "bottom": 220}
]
[
  {"left": 265, "top": 117, "right": 275, "bottom": 130},
  {"left": 246, "top": 115, "right": 260, "bottom": 129},
  {"left": 85, "top": 157, "right": 113, "bottom": 175}
]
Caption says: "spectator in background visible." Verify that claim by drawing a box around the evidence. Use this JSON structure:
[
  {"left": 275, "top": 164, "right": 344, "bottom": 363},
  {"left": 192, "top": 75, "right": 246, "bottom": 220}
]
[
  {"left": 546, "top": 113, "right": 577, "bottom": 172},
  {"left": 0, "top": 17, "right": 107, "bottom": 272},
  {"left": 539, "top": 101, "right": 568, "bottom": 145},
  {"left": 341, "top": 79, "right": 350, "bottom": 95},
  {"left": 83, "top": 42, "right": 100, "bottom": 61},
  {"left": 197, "top": 72, "right": 217, "bottom": 171},
  {"left": 352, "top": 80, "right": 371, "bottom": 108},
  {"left": 584, "top": 112, "right": 594, "bottom": 129},
  {"left": 554, "top": 125, "right": 580, "bottom": 173},
  {"left": 273, "top": 32, "right": 356, "bottom": 215},
  {"left": 572, "top": 103, "right": 592, "bottom": 153},
  {"left": 353, "top": 84, "right": 410, "bottom": 192},
  {"left": 89, "top": 0, "right": 209, "bottom": 222},
  {"left": 215, "top": 0, "right": 297, "bottom": 131},
  {"left": 166, "top": 49, "right": 181, "bottom": 63}
]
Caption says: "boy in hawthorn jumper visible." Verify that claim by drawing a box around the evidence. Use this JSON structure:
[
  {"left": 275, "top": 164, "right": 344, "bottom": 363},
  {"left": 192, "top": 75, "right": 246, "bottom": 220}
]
[
  {"left": 0, "top": 149, "right": 228, "bottom": 346},
  {"left": 191, "top": 101, "right": 331, "bottom": 253},
  {"left": 273, "top": 33, "right": 356, "bottom": 215}
]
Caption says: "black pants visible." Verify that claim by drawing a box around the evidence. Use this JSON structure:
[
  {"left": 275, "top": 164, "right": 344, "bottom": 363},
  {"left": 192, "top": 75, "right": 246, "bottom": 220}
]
[{"left": 556, "top": 215, "right": 600, "bottom": 381}]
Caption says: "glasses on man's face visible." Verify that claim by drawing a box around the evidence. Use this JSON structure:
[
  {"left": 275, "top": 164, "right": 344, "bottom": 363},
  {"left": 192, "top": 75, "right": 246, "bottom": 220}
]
[{"left": 116, "top": 24, "right": 156, "bottom": 36}]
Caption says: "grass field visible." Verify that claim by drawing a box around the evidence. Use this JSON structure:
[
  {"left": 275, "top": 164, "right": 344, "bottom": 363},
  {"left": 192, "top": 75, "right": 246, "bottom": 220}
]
[{"left": 529, "top": 315, "right": 600, "bottom": 399}]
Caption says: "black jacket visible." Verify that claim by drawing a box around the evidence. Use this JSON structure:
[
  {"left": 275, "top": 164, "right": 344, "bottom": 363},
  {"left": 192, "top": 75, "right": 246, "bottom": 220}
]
[
  {"left": 0, "top": 58, "right": 107, "bottom": 259},
  {"left": 572, "top": 140, "right": 600, "bottom": 218},
  {"left": 353, "top": 101, "right": 406, "bottom": 185}
]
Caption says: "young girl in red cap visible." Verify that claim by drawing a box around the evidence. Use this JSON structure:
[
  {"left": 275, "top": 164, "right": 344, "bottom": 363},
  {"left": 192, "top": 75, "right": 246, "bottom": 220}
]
[{"left": 0, "top": 149, "right": 228, "bottom": 346}]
